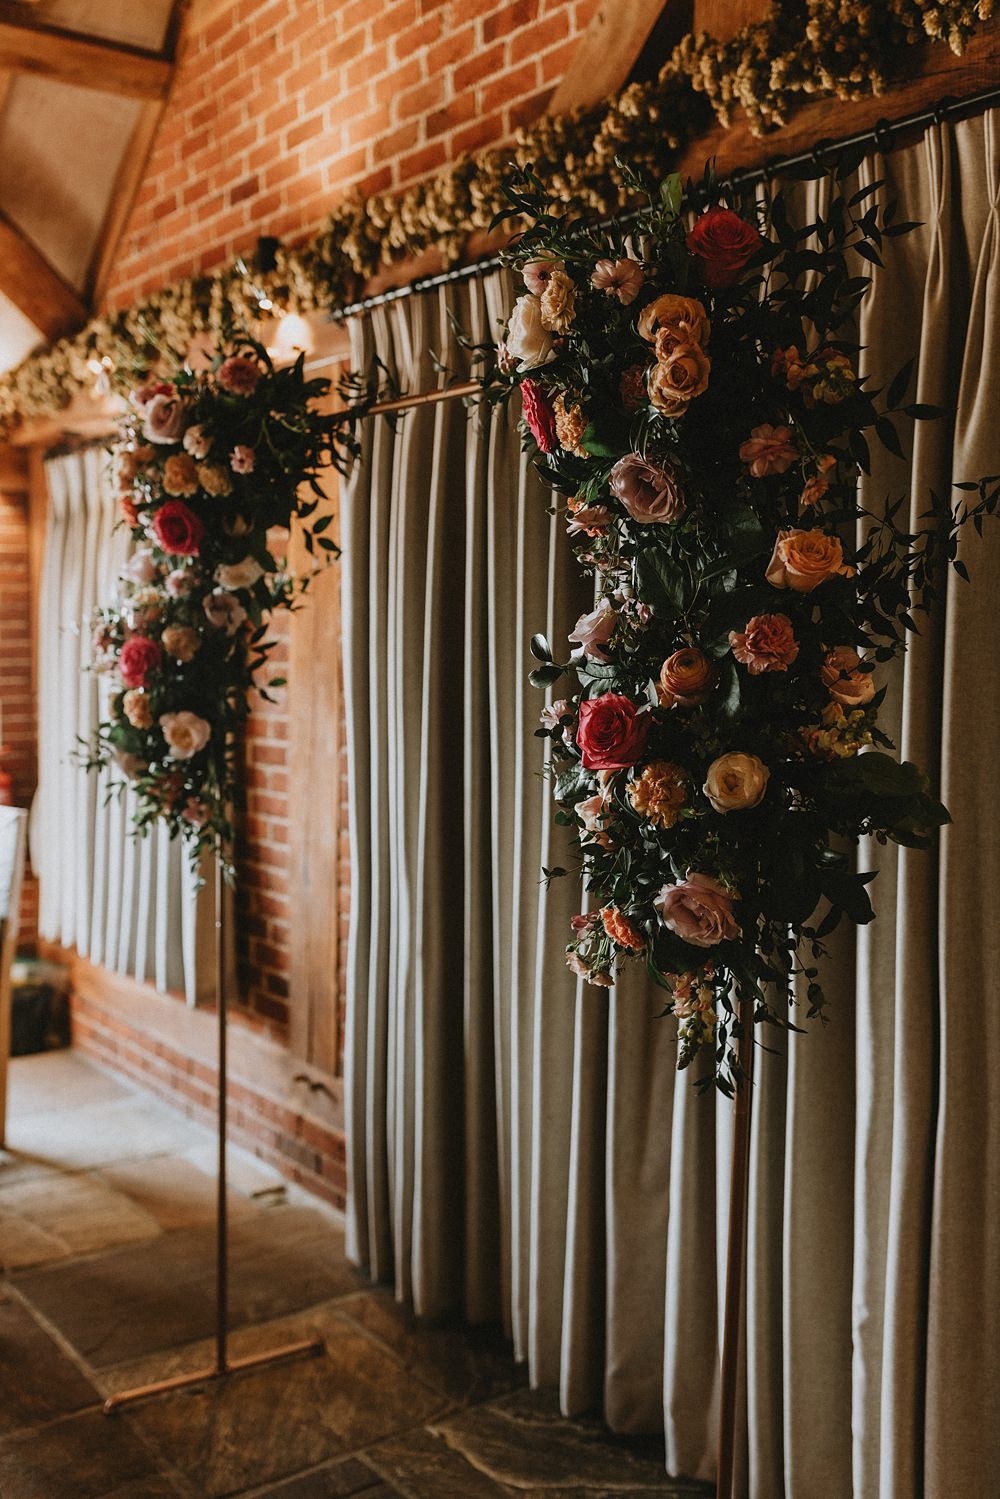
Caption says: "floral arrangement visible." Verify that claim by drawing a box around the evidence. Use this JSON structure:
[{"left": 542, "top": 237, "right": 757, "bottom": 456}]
[
  {"left": 86, "top": 333, "right": 366, "bottom": 867},
  {"left": 1, "top": 0, "right": 992, "bottom": 431},
  {"left": 482, "top": 160, "right": 999, "bottom": 1089}
]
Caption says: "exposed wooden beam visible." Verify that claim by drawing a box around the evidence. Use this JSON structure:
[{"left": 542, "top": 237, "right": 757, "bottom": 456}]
[
  {"left": 550, "top": 0, "right": 679, "bottom": 114},
  {"left": 0, "top": 208, "right": 85, "bottom": 341},
  {"left": 0, "top": 444, "right": 28, "bottom": 492},
  {"left": 0, "top": 3, "right": 172, "bottom": 100}
]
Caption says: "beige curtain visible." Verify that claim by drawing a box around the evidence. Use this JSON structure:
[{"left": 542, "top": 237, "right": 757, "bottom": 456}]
[
  {"left": 33, "top": 447, "right": 211, "bottom": 1003},
  {"left": 342, "top": 110, "right": 1000, "bottom": 1497}
]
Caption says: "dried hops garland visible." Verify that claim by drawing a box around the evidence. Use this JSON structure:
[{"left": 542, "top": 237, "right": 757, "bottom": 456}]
[
  {"left": 85, "top": 334, "right": 366, "bottom": 867},
  {"left": 1, "top": 0, "right": 992, "bottom": 430},
  {"left": 480, "top": 159, "right": 999, "bottom": 1090}
]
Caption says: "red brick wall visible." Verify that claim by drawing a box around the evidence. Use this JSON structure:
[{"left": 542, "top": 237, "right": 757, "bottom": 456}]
[
  {"left": 105, "top": 0, "right": 597, "bottom": 311},
  {"left": 0, "top": 481, "right": 38, "bottom": 945}
]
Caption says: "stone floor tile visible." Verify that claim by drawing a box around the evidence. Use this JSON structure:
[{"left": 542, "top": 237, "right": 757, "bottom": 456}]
[
  {"left": 397, "top": 1389, "right": 710, "bottom": 1497},
  {"left": 99, "top": 1156, "right": 258, "bottom": 1231},
  {"left": 6, "top": 1051, "right": 133, "bottom": 1119},
  {"left": 14, "top": 1206, "right": 366, "bottom": 1369},
  {"left": 365, "top": 1427, "right": 518, "bottom": 1498},
  {"left": 5, "top": 1095, "right": 207, "bottom": 1172},
  {"left": 183, "top": 1141, "right": 290, "bottom": 1201},
  {"left": 332, "top": 1289, "right": 526, "bottom": 1406},
  {"left": 0, "top": 1409, "right": 182, "bottom": 1499},
  {"left": 247, "top": 1454, "right": 393, "bottom": 1496},
  {"left": 124, "top": 1323, "right": 445, "bottom": 1498},
  {"left": 0, "top": 1294, "right": 99, "bottom": 1436},
  {"left": 0, "top": 1170, "right": 162, "bottom": 1269}
]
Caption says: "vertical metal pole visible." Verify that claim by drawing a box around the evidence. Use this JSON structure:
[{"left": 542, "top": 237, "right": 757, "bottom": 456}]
[
  {"left": 214, "top": 851, "right": 228, "bottom": 1376},
  {"left": 716, "top": 992, "right": 755, "bottom": 1499}
]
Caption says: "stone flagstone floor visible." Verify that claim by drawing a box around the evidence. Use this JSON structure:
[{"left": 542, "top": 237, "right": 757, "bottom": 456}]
[{"left": 0, "top": 1050, "right": 711, "bottom": 1499}]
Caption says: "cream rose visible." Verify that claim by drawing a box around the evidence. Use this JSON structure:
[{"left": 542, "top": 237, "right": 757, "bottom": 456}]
[
  {"left": 766, "top": 528, "right": 855, "bottom": 592},
  {"left": 703, "top": 753, "right": 770, "bottom": 813},
  {"left": 648, "top": 341, "right": 711, "bottom": 416},
  {"left": 821, "top": 645, "right": 876, "bottom": 707},
  {"left": 122, "top": 549, "right": 157, "bottom": 586},
  {"left": 505, "top": 294, "right": 555, "bottom": 370},
  {"left": 159, "top": 710, "right": 211, "bottom": 760},
  {"left": 214, "top": 557, "right": 264, "bottom": 591}
]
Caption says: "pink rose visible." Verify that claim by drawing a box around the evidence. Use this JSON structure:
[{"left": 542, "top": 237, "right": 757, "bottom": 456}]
[
  {"left": 568, "top": 599, "right": 617, "bottom": 661},
  {"left": 590, "top": 257, "right": 645, "bottom": 305},
  {"left": 165, "top": 568, "right": 198, "bottom": 597},
  {"left": 119, "top": 635, "right": 162, "bottom": 689},
  {"left": 217, "top": 354, "right": 262, "bottom": 396},
  {"left": 655, "top": 873, "right": 741, "bottom": 948},
  {"left": 739, "top": 424, "right": 798, "bottom": 478},
  {"left": 729, "top": 613, "right": 799, "bottom": 674},
  {"left": 122, "top": 549, "right": 157, "bottom": 586},
  {"left": 608, "top": 453, "right": 685, "bottom": 524},
  {"left": 142, "top": 392, "right": 192, "bottom": 445},
  {"left": 230, "top": 445, "right": 256, "bottom": 474}
]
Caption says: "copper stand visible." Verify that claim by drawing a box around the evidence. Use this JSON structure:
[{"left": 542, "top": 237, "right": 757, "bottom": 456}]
[
  {"left": 715, "top": 991, "right": 755, "bottom": 1499},
  {"left": 104, "top": 855, "right": 322, "bottom": 1415}
]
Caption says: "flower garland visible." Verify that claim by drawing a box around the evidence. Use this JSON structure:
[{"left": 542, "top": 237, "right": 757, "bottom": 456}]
[
  {"left": 86, "top": 333, "right": 368, "bottom": 867},
  {"left": 480, "top": 161, "right": 999, "bottom": 1090},
  {"left": 0, "top": 0, "right": 992, "bottom": 430}
]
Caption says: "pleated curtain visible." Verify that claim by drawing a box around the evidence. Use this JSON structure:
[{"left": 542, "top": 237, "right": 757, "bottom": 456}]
[
  {"left": 342, "top": 110, "right": 1000, "bottom": 1497},
  {"left": 34, "top": 448, "right": 210, "bottom": 1003}
]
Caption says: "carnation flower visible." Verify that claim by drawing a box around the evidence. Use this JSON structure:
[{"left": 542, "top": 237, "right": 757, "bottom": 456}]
[
  {"left": 553, "top": 394, "right": 587, "bottom": 452},
  {"left": 198, "top": 462, "right": 233, "bottom": 498},
  {"left": 120, "top": 494, "right": 141, "bottom": 528},
  {"left": 608, "top": 453, "right": 685, "bottom": 523},
  {"left": 627, "top": 761, "right": 687, "bottom": 829},
  {"left": 601, "top": 907, "right": 645, "bottom": 951},
  {"left": 591, "top": 258, "right": 644, "bottom": 304},
  {"left": 162, "top": 453, "right": 199, "bottom": 497},
  {"left": 799, "top": 475, "right": 830, "bottom": 510},
  {"left": 739, "top": 424, "right": 798, "bottom": 478},
  {"left": 729, "top": 613, "right": 799, "bottom": 673},
  {"left": 540, "top": 268, "right": 577, "bottom": 333},
  {"left": 217, "top": 354, "right": 262, "bottom": 396},
  {"left": 159, "top": 710, "right": 212, "bottom": 760},
  {"left": 230, "top": 444, "right": 256, "bottom": 474}
]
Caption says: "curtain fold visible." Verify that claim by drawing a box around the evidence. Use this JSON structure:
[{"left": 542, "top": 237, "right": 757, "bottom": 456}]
[
  {"left": 33, "top": 447, "right": 210, "bottom": 1004},
  {"left": 343, "top": 111, "right": 1000, "bottom": 1497}
]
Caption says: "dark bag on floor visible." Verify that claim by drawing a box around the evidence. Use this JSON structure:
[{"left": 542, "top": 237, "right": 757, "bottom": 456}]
[{"left": 10, "top": 983, "right": 70, "bottom": 1056}]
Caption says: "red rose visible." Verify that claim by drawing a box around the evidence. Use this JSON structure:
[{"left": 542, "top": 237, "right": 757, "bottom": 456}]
[
  {"left": 217, "top": 354, "right": 262, "bottom": 396},
  {"left": 686, "top": 208, "right": 761, "bottom": 289},
  {"left": 520, "top": 379, "right": 558, "bottom": 454},
  {"left": 576, "top": 693, "right": 649, "bottom": 771},
  {"left": 152, "top": 499, "right": 205, "bottom": 556},
  {"left": 119, "top": 635, "right": 162, "bottom": 689}
]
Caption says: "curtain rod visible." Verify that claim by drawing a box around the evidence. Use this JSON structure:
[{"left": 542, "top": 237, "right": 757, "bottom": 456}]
[{"left": 333, "top": 82, "right": 1000, "bottom": 326}]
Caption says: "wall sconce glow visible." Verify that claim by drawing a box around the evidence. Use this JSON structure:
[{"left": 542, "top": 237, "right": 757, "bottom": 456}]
[{"left": 268, "top": 312, "right": 314, "bottom": 363}]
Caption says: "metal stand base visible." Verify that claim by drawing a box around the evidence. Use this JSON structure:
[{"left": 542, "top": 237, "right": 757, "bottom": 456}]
[
  {"left": 715, "top": 991, "right": 755, "bottom": 1499},
  {"left": 101, "top": 855, "right": 324, "bottom": 1416},
  {"left": 102, "top": 1337, "right": 324, "bottom": 1414}
]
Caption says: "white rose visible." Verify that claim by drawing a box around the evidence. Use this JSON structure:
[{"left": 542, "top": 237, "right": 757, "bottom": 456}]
[
  {"left": 703, "top": 753, "right": 770, "bottom": 813},
  {"left": 203, "top": 589, "right": 247, "bottom": 635},
  {"left": 568, "top": 598, "right": 617, "bottom": 662},
  {"left": 122, "top": 549, "right": 157, "bottom": 585},
  {"left": 505, "top": 294, "right": 555, "bottom": 370},
  {"left": 159, "top": 711, "right": 212, "bottom": 761},
  {"left": 214, "top": 557, "right": 264, "bottom": 591}
]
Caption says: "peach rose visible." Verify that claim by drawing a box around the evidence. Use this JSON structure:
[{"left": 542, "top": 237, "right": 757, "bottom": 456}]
[
  {"left": 159, "top": 710, "right": 211, "bottom": 760},
  {"left": 577, "top": 793, "right": 613, "bottom": 847},
  {"left": 821, "top": 645, "right": 876, "bottom": 707},
  {"left": 658, "top": 647, "right": 714, "bottom": 708},
  {"left": 766, "top": 528, "right": 854, "bottom": 593},
  {"left": 648, "top": 341, "right": 711, "bottom": 416},
  {"left": 729, "top": 613, "right": 799, "bottom": 674},
  {"left": 637, "top": 294, "right": 710, "bottom": 349},
  {"left": 122, "top": 689, "right": 153, "bottom": 729},
  {"left": 161, "top": 625, "right": 201, "bottom": 663},
  {"left": 569, "top": 599, "right": 617, "bottom": 661},
  {"left": 703, "top": 752, "right": 770, "bottom": 813},
  {"left": 739, "top": 424, "right": 798, "bottom": 478},
  {"left": 162, "top": 452, "right": 199, "bottom": 497},
  {"left": 655, "top": 873, "right": 740, "bottom": 948}
]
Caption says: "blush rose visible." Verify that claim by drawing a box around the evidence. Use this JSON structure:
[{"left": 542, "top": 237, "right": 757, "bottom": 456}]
[
  {"left": 655, "top": 873, "right": 741, "bottom": 947},
  {"left": 608, "top": 453, "right": 685, "bottom": 523}
]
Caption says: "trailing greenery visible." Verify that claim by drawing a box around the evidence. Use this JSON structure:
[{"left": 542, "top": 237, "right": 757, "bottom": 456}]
[{"left": 0, "top": 0, "right": 992, "bottom": 430}]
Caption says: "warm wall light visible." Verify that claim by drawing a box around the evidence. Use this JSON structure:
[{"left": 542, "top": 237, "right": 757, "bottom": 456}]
[{"left": 267, "top": 312, "right": 314, "bottom": 363}]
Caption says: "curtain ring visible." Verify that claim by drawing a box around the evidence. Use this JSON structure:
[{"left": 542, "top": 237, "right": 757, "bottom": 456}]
[
  {"left": 932, "top": 95, "right": 956, "bottom": 126},
  {"left": 873, "top": 118, "right": 895, "bottom": 153}
]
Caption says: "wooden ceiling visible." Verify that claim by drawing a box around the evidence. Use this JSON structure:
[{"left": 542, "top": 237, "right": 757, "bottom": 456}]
[{"left": 0, "top": 0, "right": 189, "bottom": 369}]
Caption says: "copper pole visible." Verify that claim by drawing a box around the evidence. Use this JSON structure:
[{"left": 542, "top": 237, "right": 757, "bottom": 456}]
[
  {"left": 365, "top": 379, "right": 479, "bottom": 416},
  {"left": 715, "top": 991, "right": 755, "bottom": 1499}
]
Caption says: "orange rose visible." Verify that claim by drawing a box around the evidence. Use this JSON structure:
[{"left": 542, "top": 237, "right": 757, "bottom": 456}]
[
  {"left": 637, "top": 294, "right": 710, "bottom": 349},
  {"left": 821, "top": 645, "right": 876, "bottom": 707},
  {"left": 658, "top": 647, "right": 714, "bottom": 707},
  {"left": 765, "top": 529, "right": 854, "bottom": 593},
  {"left": 648, "top": 342, "right": 711, "bottom": 416}
]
